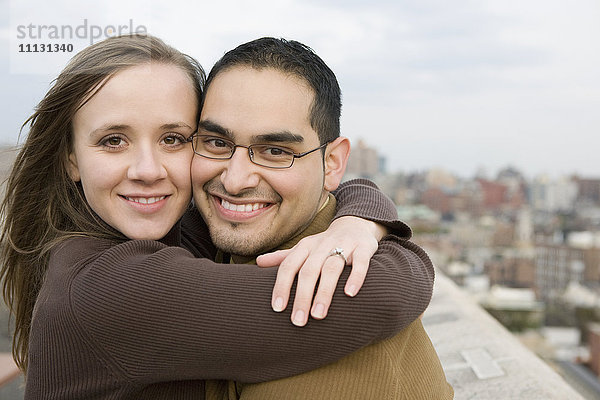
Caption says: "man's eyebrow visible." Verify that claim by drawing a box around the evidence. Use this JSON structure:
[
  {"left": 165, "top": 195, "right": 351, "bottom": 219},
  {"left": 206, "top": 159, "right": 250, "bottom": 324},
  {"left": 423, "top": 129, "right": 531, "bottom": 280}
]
[
  {"left": 198, "top": 120, "right": 234, "bottom": 139},
  {"left": 253, "top": 132, "right": 304, "bottom": 144},
  {"left": 198, "top": 120, "right": 304, "bottom": 144}
]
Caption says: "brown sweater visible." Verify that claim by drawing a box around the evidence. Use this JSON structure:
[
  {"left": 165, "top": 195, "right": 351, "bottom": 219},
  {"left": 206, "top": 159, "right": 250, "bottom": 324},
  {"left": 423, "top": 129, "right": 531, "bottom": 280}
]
[
  {"left": 208, "top": 196, "right": 452, "bottom": 400},
  {"left": 25, "top": 179, "right": 434, "bottom": 399}
]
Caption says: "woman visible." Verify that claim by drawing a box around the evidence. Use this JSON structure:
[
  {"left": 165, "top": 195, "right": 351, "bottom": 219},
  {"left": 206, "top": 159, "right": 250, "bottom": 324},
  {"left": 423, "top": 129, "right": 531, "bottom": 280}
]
[{"left": 0, "top": 34, "right": 433, "bottom": 398}]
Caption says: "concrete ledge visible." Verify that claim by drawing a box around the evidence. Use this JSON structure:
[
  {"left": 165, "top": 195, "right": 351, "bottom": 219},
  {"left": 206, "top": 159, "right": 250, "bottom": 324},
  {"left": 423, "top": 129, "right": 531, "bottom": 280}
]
[{"left": 423, "top": 272, "right": 585, "bottom": 399}]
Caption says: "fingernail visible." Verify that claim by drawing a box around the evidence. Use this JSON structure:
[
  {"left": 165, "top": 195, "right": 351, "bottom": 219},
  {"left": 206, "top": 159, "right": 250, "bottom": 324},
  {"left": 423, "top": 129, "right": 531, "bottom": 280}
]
[
  {"left": 273, "top": 297, "right": 284, "bottom": 312},
  {"left": 346, "top": 285, "right": 357, "bottom": 297},
  {"left": 312, "top": 303, "right": 325, "bottom": 319},
  {"left": 292, "top": 310, "right": 306, "bottom": 326}
]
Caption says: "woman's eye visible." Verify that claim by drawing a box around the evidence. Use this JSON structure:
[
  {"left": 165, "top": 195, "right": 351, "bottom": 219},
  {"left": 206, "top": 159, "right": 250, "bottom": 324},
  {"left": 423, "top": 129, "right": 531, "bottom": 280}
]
[
  {"left": 100, "top": 136, "right": 126, "bottom": 148},
  {"left": 108, "top": 137, "right": 121, "bottom": 146},
  {"left": 164, "top": 136, "right": 179, "bottom": 145},
  {"left": 163, "top": 134, "right": 187, "bottom": 147}
]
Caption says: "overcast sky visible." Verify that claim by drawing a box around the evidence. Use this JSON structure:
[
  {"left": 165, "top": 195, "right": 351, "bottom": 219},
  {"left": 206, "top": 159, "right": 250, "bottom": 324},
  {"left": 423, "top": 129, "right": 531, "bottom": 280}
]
[{"left": 1, "top": 0, "right": 599, "bottom": 178}]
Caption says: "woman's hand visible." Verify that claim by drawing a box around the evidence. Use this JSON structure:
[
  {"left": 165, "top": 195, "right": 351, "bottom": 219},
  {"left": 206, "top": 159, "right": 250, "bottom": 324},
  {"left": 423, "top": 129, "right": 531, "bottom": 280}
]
[{"left": 256, "top": 216, "right": 387, "bottom": 327}]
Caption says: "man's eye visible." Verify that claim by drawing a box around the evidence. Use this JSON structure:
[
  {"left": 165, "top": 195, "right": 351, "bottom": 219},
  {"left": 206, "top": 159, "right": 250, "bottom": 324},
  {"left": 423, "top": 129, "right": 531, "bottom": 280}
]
[
  {"left": 263, "top": 146, "right": 292, "bottom": 157},
  {"left": 213, "top": 139, "right": 229, "bottom": 147},
  {"left": 205, "top": 138, "right": 230, "bottom": 148},
  {"left": 267, "top": 147, "right": 286, "bottom": 156},
  {"left": 201, "top": 137, "right": 233, "bottom": 155}
]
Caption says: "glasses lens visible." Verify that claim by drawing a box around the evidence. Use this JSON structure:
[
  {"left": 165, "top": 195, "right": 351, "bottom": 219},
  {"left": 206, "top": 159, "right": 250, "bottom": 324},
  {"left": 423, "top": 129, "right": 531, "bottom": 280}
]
[
  {"left": 250, "top": 144, "right": 294, "bottom": 168},
  {"left": 194, "top": 135, "right": 233, "bottom": 158}
]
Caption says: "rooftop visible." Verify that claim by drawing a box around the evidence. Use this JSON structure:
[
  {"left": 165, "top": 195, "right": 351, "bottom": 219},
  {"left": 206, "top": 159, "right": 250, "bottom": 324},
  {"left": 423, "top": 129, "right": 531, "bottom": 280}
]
[{"left": 424, "top": 271, "right": 586, "bottom": 399}]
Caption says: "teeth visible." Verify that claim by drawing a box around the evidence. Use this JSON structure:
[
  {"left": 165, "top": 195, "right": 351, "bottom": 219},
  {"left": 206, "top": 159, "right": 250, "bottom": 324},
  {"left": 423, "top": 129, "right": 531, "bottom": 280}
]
[
  {"left": 126, "top": 196, "right": 166, "bottom": 204},
  {"left": 221, "top": 199, "right": 267, "bottom": 212}
]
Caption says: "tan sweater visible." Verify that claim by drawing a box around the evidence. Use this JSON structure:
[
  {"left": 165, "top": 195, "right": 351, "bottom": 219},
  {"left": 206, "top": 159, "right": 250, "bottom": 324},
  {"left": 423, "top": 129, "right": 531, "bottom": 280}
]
[{"left": 207, "top": 195, "right": 453, "bottom": 400}]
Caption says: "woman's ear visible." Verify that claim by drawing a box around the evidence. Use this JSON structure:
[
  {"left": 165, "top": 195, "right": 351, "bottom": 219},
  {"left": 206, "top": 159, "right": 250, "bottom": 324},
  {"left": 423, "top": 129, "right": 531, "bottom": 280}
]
[
  {"left": 67, "top": 152, "right": 81, "bottom": 182},
  {"left": 323, "top": 136, "right": 351, "bottom": 191}
]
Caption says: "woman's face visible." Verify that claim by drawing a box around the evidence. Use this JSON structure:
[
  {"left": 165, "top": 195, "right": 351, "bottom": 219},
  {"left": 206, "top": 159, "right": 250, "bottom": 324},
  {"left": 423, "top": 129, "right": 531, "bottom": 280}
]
[{"left": 68, "top": 63, "right": 197, "bottom": 240}]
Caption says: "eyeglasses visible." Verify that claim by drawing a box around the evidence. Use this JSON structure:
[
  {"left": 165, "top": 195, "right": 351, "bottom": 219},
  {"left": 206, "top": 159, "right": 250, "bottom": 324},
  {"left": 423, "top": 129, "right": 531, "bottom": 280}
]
[{"left": 189, "top": 134, "right": 329, "bottom": 169}]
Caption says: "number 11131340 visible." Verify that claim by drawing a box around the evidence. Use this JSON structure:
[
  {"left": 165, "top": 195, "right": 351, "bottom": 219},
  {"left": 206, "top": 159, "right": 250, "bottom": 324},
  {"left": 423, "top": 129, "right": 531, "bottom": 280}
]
[{"left": 18, "top": 43, "right": 74, "bottom": 53}]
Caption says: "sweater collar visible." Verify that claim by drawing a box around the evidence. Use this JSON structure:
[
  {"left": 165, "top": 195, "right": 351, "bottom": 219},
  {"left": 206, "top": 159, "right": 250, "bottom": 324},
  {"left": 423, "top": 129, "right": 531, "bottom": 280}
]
[{"left": 159, "top": 220, "right": 182, "bottom": 247}]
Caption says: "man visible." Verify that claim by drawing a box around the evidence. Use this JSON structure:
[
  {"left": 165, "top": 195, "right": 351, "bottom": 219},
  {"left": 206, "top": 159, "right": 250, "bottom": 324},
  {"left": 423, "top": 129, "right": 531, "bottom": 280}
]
[{"left": 189, "top": 38, "right": 453, "bottom": 399}]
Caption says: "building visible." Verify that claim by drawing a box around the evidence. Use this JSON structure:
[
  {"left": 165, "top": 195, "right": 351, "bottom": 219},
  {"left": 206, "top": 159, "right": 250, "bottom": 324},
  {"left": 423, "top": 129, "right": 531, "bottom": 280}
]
[
  {"left": 576, "top": 178, "right": 600, "bottom": 206},
  {"left": 486, "top": 254, "right": 536, "bottom": 289},
  {"left": 477, "top": 178, "right": 527, "bottom": 213},
  {"left": 480, "top": 286, "right": 545, "bottom": 331},
  {"left": 588, "top": 323, "right": 600, "bottom": 377},
  {"left": 530, "top": 175, "right": 578, "bottom": 213},
  {"left": 345, "top": 139, "right": 383, "bottom": 179},
  {"left": 535, "top": 241, "right": 586, "bottom": 302}
]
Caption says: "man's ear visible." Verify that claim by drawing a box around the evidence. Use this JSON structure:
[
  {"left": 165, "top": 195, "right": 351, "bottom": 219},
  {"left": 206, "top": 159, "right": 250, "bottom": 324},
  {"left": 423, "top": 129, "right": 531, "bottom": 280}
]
[
  {"left": 67, "top": 152, "right": 81, "bottom": 182},
  {"left": 323, "top": 136, "right": 351, "bottom": 191}
]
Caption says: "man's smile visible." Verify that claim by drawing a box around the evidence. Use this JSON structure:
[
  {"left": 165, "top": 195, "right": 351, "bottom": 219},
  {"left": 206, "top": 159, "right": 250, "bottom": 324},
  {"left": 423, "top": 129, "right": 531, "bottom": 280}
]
[
  {"left": 220, "top": 198, "right": 269, "bottom": 212},
  {"left": 211, "top": 194, "right": 274, "bottom": 222}
]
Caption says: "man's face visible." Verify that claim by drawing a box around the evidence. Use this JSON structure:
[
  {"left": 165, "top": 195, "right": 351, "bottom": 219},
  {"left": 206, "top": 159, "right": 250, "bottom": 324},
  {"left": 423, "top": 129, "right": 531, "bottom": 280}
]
[{"left": 191, "top": 66, "right": 329, "bottom": 256}]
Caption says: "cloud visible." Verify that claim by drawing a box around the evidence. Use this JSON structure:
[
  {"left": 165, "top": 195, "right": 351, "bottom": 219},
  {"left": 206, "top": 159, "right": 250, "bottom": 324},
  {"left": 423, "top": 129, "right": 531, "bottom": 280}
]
[{"left": 1, "top": 0, "right": 599, "bottom": 177}]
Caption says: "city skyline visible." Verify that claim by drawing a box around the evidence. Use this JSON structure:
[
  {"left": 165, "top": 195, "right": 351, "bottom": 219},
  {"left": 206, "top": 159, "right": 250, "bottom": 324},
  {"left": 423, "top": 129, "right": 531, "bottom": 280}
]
[{"left": 347, "top": 138, "right": 599, "bottom": 180}]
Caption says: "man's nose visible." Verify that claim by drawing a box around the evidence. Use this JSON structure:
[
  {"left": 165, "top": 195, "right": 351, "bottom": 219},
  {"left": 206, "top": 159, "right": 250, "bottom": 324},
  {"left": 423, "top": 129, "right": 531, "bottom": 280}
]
[{"left": 219, "top": 147, "right": 260, "bottom": 195}]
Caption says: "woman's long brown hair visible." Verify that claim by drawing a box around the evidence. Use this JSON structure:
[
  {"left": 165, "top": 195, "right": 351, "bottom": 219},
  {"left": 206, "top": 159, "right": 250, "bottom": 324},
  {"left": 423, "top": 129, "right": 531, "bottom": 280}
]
[{"left": 0, "top": 34, "right": 204, "bottom": 372}]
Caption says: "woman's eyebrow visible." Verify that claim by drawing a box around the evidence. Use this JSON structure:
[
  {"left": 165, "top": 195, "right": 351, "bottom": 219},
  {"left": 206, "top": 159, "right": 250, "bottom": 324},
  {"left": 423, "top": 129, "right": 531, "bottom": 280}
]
[
  {"left": 89, "top": 124, "right": 131, "bottom": 136},
  {"left": 160, "top": 122, "right": 195, "bottom": 130},
  {"left": 89, "top": 123, "right": 194, "bottom": 136}
]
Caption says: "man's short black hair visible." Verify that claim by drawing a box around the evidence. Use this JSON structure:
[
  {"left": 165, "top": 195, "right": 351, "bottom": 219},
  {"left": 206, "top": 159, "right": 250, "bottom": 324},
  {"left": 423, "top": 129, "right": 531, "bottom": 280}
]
[{"left": 203, "top": 37, "right": 341, "bottom": 144}]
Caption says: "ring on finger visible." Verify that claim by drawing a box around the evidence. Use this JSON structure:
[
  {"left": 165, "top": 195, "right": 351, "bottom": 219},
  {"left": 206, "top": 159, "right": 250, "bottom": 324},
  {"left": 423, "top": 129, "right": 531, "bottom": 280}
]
[{"left": 329, "top": 247, "right": 347, "bottom": 264}]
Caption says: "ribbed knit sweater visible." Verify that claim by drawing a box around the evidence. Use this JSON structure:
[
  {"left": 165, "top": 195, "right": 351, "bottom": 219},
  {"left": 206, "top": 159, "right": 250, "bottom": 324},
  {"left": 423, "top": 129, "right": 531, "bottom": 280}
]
[{"left": 25, "top": 179, "right": 434, "bottom": 399}]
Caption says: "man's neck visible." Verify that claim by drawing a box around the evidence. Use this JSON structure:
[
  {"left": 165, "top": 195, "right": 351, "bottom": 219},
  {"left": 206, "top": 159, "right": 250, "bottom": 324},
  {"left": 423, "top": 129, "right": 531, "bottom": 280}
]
[{"left": 226, "top": 193, "right": 337, "bottom": 265}]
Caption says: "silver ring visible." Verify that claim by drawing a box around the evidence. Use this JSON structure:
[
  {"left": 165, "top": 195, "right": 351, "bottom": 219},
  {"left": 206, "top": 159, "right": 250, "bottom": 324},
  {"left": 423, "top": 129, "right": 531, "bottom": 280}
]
[{"left": 329, "top": 247, "right": 347, "bottom": 264}]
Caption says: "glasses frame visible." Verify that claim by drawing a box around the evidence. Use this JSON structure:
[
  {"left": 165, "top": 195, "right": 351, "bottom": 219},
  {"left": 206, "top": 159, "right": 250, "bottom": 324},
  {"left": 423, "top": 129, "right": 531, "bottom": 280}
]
[{"left": 188, "top": 134, "right": 330, "bottom": 169}]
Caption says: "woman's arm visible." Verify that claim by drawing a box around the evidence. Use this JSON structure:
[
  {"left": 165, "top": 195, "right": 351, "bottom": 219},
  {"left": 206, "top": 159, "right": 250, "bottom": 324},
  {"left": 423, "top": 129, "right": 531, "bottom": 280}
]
[
  {"left": 332, "top": 178, "right": 412, "bottom": 237},
  {"left": 259, "top": 178, "right": 429, "bottom": 325},
  {"left": 63, "top": 233, "right": 433, "bottom": 384}
]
